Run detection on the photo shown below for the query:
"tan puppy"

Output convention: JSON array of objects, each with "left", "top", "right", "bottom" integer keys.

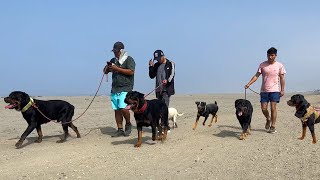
[{"left": 168, "top": 108, "right": 184, "bottom": 129}]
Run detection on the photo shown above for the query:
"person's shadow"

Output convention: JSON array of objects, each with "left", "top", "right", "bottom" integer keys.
[{"left": 100, "top": 126, "right": 157, "bottom": 146}]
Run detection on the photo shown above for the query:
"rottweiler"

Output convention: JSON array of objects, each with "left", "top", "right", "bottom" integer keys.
[
  {"left": 4, "top": 91, "right": 81, "bottom": 148},
  {"left": 287, "top": 94, "right": 320, "bottom": 144},
  {"left": 193, "top": 101, "right": 218, "bottom": 130},
  {"left": 124, "top": 91, "right": 169, "bottom": 147},
  {"left": 235, "top": 99, "right": 253, "bottom": 140}
]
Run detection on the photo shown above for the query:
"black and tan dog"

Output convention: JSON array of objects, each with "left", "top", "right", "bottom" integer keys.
[
  {"left": 4, "top": 91, "right": 80, "bottom": 148},
  {"left": 235, "top": 99, "right": 253, "bottom": 140},
  {"left": 193, "top": 101, "right": 219, "bottom": 130},
  {"left": 124, "top": 91, "right": 169, "bottom": 147},
  {"left": 287, "top": 94, "right": 320, "bottom": 144}
]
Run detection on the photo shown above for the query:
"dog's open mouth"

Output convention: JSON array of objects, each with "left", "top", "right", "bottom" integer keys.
[
  {"left": 5, "top": 103, "right": 18, "bottom": 109},
  {"left": 125, "top": 105, "right": 131, "bottom": 110},
  {"left": 125, "top": 102, "right": 137, "bottom": 111}
]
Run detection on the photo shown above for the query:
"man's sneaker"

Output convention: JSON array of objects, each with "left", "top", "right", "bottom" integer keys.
[
  {"left": 124, "top": 124, "right": 132, "bottom": 136},
  {"left": 111, "top": 129, "right": 125, "bottom": 137},
  {"left": 268, "top": 127, "right": 277, "bottom": 134},
  {"left": 265, "top": 119, "right": 271, "bottom": 130}
]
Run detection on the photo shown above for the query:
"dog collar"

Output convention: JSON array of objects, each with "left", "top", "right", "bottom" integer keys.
[
  {"left": 137, "top": 101, "right": 147, "bottom": 113},
  {"left": 21, "top": 98, "right": 34, "bottom": 112}
]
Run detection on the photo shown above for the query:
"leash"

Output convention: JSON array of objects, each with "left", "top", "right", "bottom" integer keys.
[
  {"left": 244, "top": 87, "right": 260, "bottom": 100},
  {"left": 143, "top": 82, "right": 165, "bottom": 98},
  {"left": 32, "top": 74, "right": 105, "bottom": 125}
]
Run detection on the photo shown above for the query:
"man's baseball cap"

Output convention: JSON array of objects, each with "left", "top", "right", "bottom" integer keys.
[
  {"left": 153, "top": 50, "right": 164, "bottom": 61},
  {"left": 112, "top": 41, "right": 124, "bottom": 52}
]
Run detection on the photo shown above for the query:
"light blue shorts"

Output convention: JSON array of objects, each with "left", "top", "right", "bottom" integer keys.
[{"left": 110, "top": 92, "right": 128, "bottom": 110}]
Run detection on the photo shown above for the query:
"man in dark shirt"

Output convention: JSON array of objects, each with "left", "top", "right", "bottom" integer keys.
[{"left": 149, "top": 50, "right": 175, "bottom": 107}]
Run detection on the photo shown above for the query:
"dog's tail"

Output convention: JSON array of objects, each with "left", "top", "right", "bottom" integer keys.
[
  {"left": 177, "top": 113, "right": 184, "bottom": 116},
  {"left": 214, "top": 101, "right": 217, "bottom": 105}
]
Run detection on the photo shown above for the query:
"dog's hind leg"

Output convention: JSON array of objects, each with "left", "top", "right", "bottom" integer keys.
[
  {"left": 208, "top": 115, "right": 216, "bottom": 127},
  {"left": 307, "top": 124, "right": 317, "bottom": 144},
  {"left": 215, "top": 114, "right": 218, "bottom": 123},
  {"left": 151, "top": 124, "right": 158, "bottom": 141},
  {"left": 173, "top": 115, "right": 178, "bottom": 128},
  {"left": 69, "top": 123, "right": 81, "bottom": 138},
  {"left": 34, "top": 125, "right": 43, "bottom": 143}
]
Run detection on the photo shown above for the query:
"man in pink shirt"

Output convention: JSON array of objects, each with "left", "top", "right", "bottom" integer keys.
[{"left": 245, "top": 47, "right": 286, "bottom": 133}]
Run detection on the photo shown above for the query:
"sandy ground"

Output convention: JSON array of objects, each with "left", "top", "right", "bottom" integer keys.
[{"left": 1, "top": 93, "right": 320, "bottom": 180}]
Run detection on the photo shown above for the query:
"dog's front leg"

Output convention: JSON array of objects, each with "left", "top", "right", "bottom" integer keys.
[
  {"left": 57, "top": 124, "right": 70, "bottom": 143},
  {"left": 240, "top": 123, "right": 250, "bottom": 140},
  {"left": 202, "top": 116, "right": 209, "bottom": 126},
  {"left": 16, "top": 122, "right": 37, "bottom": 148},
  {"left": 239, "top": 132, "right": 246, "bottom": 140},
  {"left": 193, "top": 116, "right": 200, "bottom": 130},
  {"left": 246, "top": 125, "right": 251, "bottom": 135},
  {"left": 298, "top": 123, "right": 307, "bottom": 141},
  {"left": 34, "top": 125, "right": 43, "bottom": 143},
  {"left": 135, "top": 126, "right": 143, "bottom": 147}
]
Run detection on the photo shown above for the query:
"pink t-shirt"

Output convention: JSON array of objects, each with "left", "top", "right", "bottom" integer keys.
[{"left": 257, "top": 61, "right": 286, "bottom": 92}]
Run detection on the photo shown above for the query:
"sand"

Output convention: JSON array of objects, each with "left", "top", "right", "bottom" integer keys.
[{"left": 1, "top": 93, "right": 320, "bottom": 180}]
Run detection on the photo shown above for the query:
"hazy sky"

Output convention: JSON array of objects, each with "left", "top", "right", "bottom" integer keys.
[{"left": 1, "top": 1, "right": 319, "bottom": 96}]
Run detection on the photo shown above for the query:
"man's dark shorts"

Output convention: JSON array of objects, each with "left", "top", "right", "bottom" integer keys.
[{"left": 260, "top": 92, "right": 280, "bottom": 103}]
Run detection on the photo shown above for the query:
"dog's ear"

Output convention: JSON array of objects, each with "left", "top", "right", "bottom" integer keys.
[
  {"left": 195, "top": 101, "right": 200, "bottom": 105},
  {"left": 293, "top": 94, "right": 305, "bottom": 104},
  {"left": 124, "top": 96, "right": 129, "bottom": 104},
  {"left": 298, "top": 94, "right": 305, "bottom": 101},
  {"left": 138, "top": 92, "right": 144, "bottom": 101},
  {"left": 235, "top": 99, "right": 239, "bottom": 107},
  {"left": 201, "top": 102, "right": 206, "bottom": 106}
]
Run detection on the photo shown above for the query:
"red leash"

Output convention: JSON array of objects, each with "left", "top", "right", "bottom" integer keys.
[{"left": 143, "top": 82, "right": 164, "bottom": 98}]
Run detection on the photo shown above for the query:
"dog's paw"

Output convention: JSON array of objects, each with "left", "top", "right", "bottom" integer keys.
[
  {"left": 312, "top": 140, "right": 317, "bottom": 144},
  {"left": 239, "top": 135, "right": 246, "bottom": 140},
  {"left": 208, "top": 124, "right": 212, "bottom": 127},
  {"left": 15, "top": 140, "right": 23, "bottom": 148},
  {"left": 192, "top": 125, "right": 197, "bottom": 130},
  {"left": 34, "top": 139, "right": 42, "bottom": 143},
  {"left": 239, "top": 133, "right": 246, "bottom": 140},
  {"left": 56, "top": 139, "right": 66, "bottom": 143},
  {"left": 134, "top": 143, "right": 142, "bottom": 147},
  {"left": 298, "top": 137, "right": 305, "bottom": 140}
]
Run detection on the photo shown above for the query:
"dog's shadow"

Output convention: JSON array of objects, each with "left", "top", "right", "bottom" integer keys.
[
  {"left": 111, "top": 136, "right": 156, "bottom": 146},
  {"left": 8, "top": 134, "right": 63, "bottom": 149},
  {"left": 100, "top": 126, "right": 157, "bottom": 146},
  {"left": 214, "top": 125, "right": 266, "bottom": 139}
]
